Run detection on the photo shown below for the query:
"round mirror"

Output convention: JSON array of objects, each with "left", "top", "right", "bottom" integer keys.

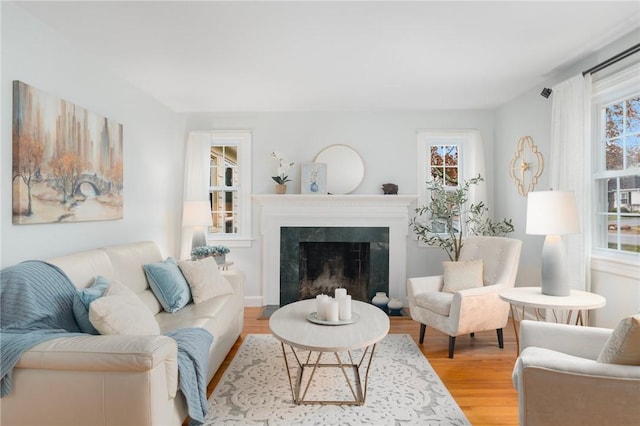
[{"left": 314, "top": 145, "right": 364, "bottom": 194}]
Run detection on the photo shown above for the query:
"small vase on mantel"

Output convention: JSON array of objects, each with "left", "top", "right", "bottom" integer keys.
[{"left": 275, "top": 184, "right": 287, "bottom": 194}]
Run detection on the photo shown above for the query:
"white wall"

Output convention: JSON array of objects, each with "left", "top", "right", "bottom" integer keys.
[
  {"left": 1, "top": 3, "right": 186, "bottom": 267},
  {"left": 493, "top": 29, "right": 640, "bottom": 328},
  {"left": 2, "top": 2, "right": 637, "bottom": 325},
  {"left": 184, "top": 110, "right": 494, "bottom": 304}
]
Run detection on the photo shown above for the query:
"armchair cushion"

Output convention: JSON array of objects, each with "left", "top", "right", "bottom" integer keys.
[
  {"left": 89, "top": 281, "right": 160, "bottom": 336},
  {"left": 415, "top": 291, "right": 453, "bottom": 316},
  {"left": 597, "top": 314, "right": 640, "bottom": 365},
  {"left": 442, "top": 259, "right": 483, "bottom": 293}
]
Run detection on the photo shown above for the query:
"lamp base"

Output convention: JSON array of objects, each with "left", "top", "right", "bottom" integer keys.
[
  {"left": 191, "top": 226, "right": 207, "bottom": 250},
  {"left": 540, "top": 235, "right": 570, "bottom": 296}
]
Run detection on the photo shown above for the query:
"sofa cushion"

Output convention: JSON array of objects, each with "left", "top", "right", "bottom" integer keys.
[
  {"left": 89, "top": 280, "right": 160, "bottom": 335},
  {"left": 178, "top": 257, "right": 234, "bottom": 304},
  {"left": 143, "top": 257, "right": 192, "bottom": 313},
  {"left": 442, "top": 259, "right": 484, "bottom": 293},
  {"left": 72, "top": 275, "right": 110, "bottom": 334},
  {"left": 597, "top": 314, "right": 640, "bottom": 365}
]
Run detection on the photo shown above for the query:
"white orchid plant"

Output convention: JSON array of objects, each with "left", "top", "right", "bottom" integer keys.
[{"left": 271, "top": 152, "right": 294, "bottom": 185}]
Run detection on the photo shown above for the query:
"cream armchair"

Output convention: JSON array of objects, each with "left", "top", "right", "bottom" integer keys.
[
  {"left": 407, "top": 236, "right": 522, "bottom": 358},
  {"left": 512, "top": 320, "right": 640, "bottom": 426}
]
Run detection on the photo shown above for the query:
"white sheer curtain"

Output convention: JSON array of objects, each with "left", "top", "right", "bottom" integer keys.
[
  {"left": 549, "top": 74, "right": 592, "bottom": 291},
  {"left": 464, "top": 130, "right": 487, "bottom": 212},
  {"left": 180, "top": 132, "right": 211, "bottom": 260}
]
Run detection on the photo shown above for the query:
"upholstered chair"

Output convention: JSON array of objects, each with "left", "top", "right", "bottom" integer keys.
[
  {"left": 512, "top": 318, "right": 640, "bottom": 426},
  {"left": 407, "top": 236, "right": 522, "bottom": 358}
]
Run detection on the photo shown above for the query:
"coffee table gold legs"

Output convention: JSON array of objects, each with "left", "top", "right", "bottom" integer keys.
[{"left": 279, "top": 342, "right": 377, "bottom": 405}]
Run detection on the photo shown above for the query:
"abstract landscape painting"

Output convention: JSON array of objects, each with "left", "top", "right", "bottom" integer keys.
[{"left": 12, "top": 81, "right": 123, "bottom": 224}]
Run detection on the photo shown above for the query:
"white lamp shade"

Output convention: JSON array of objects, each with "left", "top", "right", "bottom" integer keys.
[
  {"left": 526, "top": 191, "right": 580, "bottom": 235},
  {"left": 182, "top": 200, "right": 213, "bottom": 227}
]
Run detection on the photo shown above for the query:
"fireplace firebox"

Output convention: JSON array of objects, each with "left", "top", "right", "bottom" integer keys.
[{"left": 280, "top": 226, "right": 389, "bottom": 306}]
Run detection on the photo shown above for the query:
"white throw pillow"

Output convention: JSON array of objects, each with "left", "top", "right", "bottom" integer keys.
[
  {"left": 178, "top": 257, "right": 234, "bottom": 304},
  {"left": 89, "top": 280, "right": 160, "bottom": 335},
  {"left": 597, "top": 314, "right": 640, "bottom": 365},
  {"left": 441, "top": 259, "right": 484, "bottom": 293}
]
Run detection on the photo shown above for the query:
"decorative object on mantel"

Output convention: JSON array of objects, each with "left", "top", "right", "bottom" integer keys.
[
  {"left": 314, "top": 144, "right": 364, "bottom": 195},
  {"left": 190, "top": 245, "right": 230, "bottom": 265},
  {"left": 526, "top": 190, "right": 580, "bottom": 296},
  {"left": 509, "top": 136, "right": 544, "bottom": 196},
  {"left": 301, "top": 162, "right": 327, "bottom": 194},
  {"left": 381, "top": 183, "right": 398, "bottom": 194},
  {"left": 271, "top": 151, "right": 294, "bottom": 194},
  {"left": 410, "top": 175, "right": 514, "bottom": 261}
]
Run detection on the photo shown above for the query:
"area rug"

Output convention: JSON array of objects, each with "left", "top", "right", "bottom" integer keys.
[{"left": 205, "top": 334, "right": 470, "bottom": 425}]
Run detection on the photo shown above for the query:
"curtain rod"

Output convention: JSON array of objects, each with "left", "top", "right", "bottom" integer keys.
[{"left": 582, "top": 43, "right": 640, "bottom": 76}]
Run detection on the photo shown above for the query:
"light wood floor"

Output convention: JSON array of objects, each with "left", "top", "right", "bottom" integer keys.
[{"left": 207, "top": 307, "right": 520, "bottom": 426}]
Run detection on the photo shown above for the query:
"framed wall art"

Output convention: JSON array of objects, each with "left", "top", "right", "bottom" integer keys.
[
  {"left": 12, "top": 81, "right": 124, "bottom": 224},
  {"left": 301, "top": 162, "right": 327, "bottom": 195}
]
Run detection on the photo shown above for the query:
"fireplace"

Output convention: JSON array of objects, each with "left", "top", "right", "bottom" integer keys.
[
  {"left": 254, "top": 194, "right": 416, "bottom": 307},
  {"left": 280, "top": 227, "right": 389, "bottom": 306}
]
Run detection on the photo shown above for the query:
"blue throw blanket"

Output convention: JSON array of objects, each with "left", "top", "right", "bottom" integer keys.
[
  {"left": 0, "top": 261, "right": 83, "bottom": 397},
  {"left": 167, "top": 328, "right": 213, "bottom": 426},
  {"left": 1, "top": 261, "right": 213, "bottom": 425}
]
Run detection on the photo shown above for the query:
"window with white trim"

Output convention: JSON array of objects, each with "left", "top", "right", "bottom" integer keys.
[
  {"left": 416, "top": 130, "right": 484, "bottom": 238},
  {"left": 207, "top": 131, "right": 252, "bottom": 246},
  {"left": 591, "top": 63, "right": 640, "bottom": 255}
]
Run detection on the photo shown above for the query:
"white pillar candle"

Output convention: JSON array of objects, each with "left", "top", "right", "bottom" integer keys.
[
  {"left": 334, "top": 288, "right": 347, "bottom": 299},
  {"left": 327, "top": 299, "right": 339, "bottom": 322},
  {"left": 339, "top": 295, "right": 352, "bottom": 321},
  {"left": 316, "top": 294, "right": 329, "bottom": 320}
]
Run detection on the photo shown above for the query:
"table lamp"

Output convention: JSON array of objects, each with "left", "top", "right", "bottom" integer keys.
[
  {"left": 182, "top": 200, "right": 213, "bottom": 250},
  {"left": 526, "top": 190, "right": 580, "bottom": 296}
]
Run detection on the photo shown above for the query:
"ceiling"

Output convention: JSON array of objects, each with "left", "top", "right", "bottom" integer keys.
[{"left": 14, "top": 1, "right": 640, "bottom": 112}]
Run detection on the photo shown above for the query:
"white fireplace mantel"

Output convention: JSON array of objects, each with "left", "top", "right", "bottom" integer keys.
[{"left": 254, "top": 194, "right": 417, "bottom": 306}]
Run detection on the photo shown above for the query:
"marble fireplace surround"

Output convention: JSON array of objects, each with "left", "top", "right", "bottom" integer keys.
[{"left": 254, "top": 194, "right": 416, "bottom": 306}]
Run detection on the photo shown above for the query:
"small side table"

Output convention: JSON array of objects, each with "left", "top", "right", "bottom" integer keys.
[{"left": 499, "top": 287, "right": 606, "bottom": 353}]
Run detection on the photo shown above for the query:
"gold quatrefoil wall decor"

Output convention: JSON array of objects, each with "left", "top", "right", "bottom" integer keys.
[{"left": 509, "top": 136, "right": 544, "bottom": 196}]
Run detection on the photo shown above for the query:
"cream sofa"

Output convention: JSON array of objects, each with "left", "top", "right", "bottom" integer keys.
[
  {"left": 0, "top": 241, "right": 244, "bottom": 426},
  {"left": 512, "top": 320, "right": 640, "bottom": 426}
]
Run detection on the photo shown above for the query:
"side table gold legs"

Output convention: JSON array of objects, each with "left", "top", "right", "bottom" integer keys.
[{"left": 279, "top": 342, "right": 377, "bottom": 405}]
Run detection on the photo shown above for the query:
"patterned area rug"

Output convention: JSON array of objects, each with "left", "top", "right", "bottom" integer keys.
[{"left": 205, "top": 334, "right": 470, "bottom": 425}]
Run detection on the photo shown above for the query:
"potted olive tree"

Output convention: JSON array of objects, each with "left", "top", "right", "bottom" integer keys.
[{"left": 410, "top": 175, "right": 514, "bottom": 261}]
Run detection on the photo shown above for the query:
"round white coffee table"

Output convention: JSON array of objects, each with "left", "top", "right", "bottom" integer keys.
[
  {"left": 499, "top": 286, "right": 606, "bottom": 353},
  {"left": 269, "top": 299, "right": 389, "bottom": 405}
]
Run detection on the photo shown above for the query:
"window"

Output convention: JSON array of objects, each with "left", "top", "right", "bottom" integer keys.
[
  {"left": 206, "top": 131, "right": 252, "bottom": 246},
  {"left": 416, "top": 130, "right": 484, "bottom": 238},
  {"left": 592, "top": 63, "right": 640, "bottom": 255},
  {"left": 209, "top": 145, "right": 238, "bottom": 234},
  {"left": 430, "top": 145, "right": 459, "bottom": 186}
]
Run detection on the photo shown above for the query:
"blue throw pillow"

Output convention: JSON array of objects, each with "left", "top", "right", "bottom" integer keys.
[
  {"left": 143, "top": 257, "right": 192, "bottom": 313},
  {"left": 72, "top": 275, "right": 110, "bottom": 334}
]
